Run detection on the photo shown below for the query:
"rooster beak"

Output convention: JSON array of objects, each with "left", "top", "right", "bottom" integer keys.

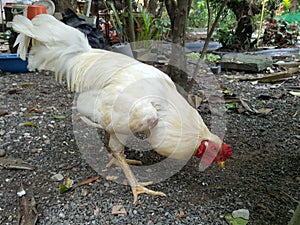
[{"left": 217, "top": 161, "right": 225, "bottom": 168}]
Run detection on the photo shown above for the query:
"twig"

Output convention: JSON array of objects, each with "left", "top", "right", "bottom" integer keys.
[
  {"left": 281, "top": 191, "right": 300, "bottom": 204},
  {"left": 72, "top": 175, "right": 100, "bottom": 189},
  {"left": 256, "top": 204, "right": 276, "bottom": 218}
]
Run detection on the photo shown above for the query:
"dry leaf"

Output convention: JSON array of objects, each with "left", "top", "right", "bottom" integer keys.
[
  {"left": 0, "top": 157, "right": 35, "bottom": 170},
  {"left": 28, "top": 108, "right": 44, "bottom": 113},
  {"left": 21, "top": 82, "right": 37, "bottom": 88},
  {"left": 17, "top": 183, "right": 38, "bottom": 225},
  {"left": 188, "top": 94, "right": 203, "bottom": 108},
  {"left": 112, "top": 205, "right": 127, "bottom": 215},
  {"left": 0, "top": 109, "right": 9, "bottom": 116},
  {"left": 8, "top": 89, "right": 23, "bottom": 94},
  {"left": 176, "top": 210, "right": 185, "bottom": 218},
  {"left": 20, "top": 122, "right": 38, "bottom": 127}
]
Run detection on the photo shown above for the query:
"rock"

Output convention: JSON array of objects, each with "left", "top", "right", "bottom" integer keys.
[
  {"left": 221, "top": 53, "right": 273, "bottom": 72},
  {"left": 132, "top": 48, "right": 149, "bottom": 59},
  {"left": 0, "top": 149, "right": 5, "bottom": 157},
  {"left": 50, "top": 173, "right": 64, "bottom": 181},
  {"left": 112, "top": 44, "right": 134, "bottom": 58},
  {"left": 232, "top": 208, "right": 250, "bottom": 220},
  {"left": 137, "top": 52, "right": 158, "bottom": 62}
]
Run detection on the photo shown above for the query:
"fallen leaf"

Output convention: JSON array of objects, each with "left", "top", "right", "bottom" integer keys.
[
  {"left": 53, "top": 115, "right": 66, "bottom": 119},
  {"left": 226, "top": 102, "right": 237, "bottom": 109},
  {"left": 17, "top": 183, "right": 38, "bottom": 225},
  {"left": 0, "top": 109, "right": 9, "bottom": 116},
  {"left": 222, "top": 87, "right": 233, "bottom": 95},
  {"left": 176, "top": 210, "right": 185, "bottom": 218},
  {"left": 188, "top": 94, "right": 203, "bottom": 108},
  {"left": 255, "top": 108, "right": 274, "bottom": 114},
  {"left": 59, "top": 176, "right": 74, "bottom": 194},
  {"left": 256, "top": 204, "right": 276, "bottom": 217},
  {"left": 0, "top": 157, "right": 35, "bottom": 170},
  {"left": 225, "top": 214, "right": 248, "bottom": 225},
  {"left": 112, "top": 205, "right": 127, "bottom": 215},
  {"left": 21, "top": 82, "right": 37, "bottom": 88},
  {"left": 20, "top": 122, "right": 38, "bottom": 127},
  {"left": 289, "top": 91, "right": 300, "bottom": 97},
  {"left": 28, "top": 108, "right": 44, "bottom": 113},
  {"left": 8, "top": 89, "right": 23, "bottom": 94},
  {"left": 240, "top": 99, "right": 273, "bottom": 115}
]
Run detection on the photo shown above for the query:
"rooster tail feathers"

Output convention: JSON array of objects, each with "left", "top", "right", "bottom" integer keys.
[
  {"left": 12, "top": 16, "right": 34, "bottom": 60},
  {"left": 12, "top": 14, "right": 91, "bottom": 80}
]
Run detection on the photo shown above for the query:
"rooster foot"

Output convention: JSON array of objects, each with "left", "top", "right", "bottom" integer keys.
[
  {"left": 105, "top": 151, "right": 166, "bottom": 203},
  {"left": 131, "top": 183, "right": 166, "bottom": 204}
]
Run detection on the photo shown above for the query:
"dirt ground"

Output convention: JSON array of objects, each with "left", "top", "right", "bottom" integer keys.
[{"left": 0, "top": 64, "right": 299, "bottom": 224}]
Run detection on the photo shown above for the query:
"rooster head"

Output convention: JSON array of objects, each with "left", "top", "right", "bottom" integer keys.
[{"left": 195, "top": 140, "right": 232, "bottom": 167}]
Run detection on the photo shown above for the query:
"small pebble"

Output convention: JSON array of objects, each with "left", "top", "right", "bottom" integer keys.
[
  {"left": 58, "top": 212, "right": 65, "bottom": 218},
  {"left": 0, "top": 149, "right": 5, "bottom": 157},
  {"left": 81, "top": 189, "right": 88, "bottom": 197},
  {"left": 51, "top": 173, "right": 64, "bottom": 181}
]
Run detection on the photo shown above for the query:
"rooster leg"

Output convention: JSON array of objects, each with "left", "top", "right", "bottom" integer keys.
[
  {"left": 107, "top": 134, "right": 166, "bottom": 203},
  {"left": 103, "top": 153, "right": 142, "bottom": 172},
  {"left": 110, "top": 151, "right": 166, "bottom": 203}
]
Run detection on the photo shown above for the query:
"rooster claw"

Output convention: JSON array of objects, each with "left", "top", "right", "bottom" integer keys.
[{"left": 131, "top": 184, "right": 166, "bottom": 204}]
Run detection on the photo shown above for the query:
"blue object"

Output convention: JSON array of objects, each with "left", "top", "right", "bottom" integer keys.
[{"left": 0, "top": 54, "right": 29, "bottom": 73}]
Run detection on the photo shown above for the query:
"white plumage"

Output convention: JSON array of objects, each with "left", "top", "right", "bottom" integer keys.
[{"left": 12, "top": 14, "right": 232, "bottom": 203}]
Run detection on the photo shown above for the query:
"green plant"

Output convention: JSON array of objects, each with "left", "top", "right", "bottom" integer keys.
[
  {"left": 152, "top": 17, "right": 171, "bottom": 40},
  {"left": 188, "top": 0, "right": 208, "bottom": 28},
  {"left": 204, "top": 53, "right": 220, "bottom": 62},
  {"left": 109, "top": 3, "right": 126, "bottom": 42},
  {"left": 134, "top": 6, "right": 171, "bottom": 41},
  {"left": 186, "top": 52, "right": 200, "bottom": 60},
  {"left": 282, "top": 0, "right": 291, "bottom": 9},
  {"left": 136, "top": 6, "right": 153, "bottom": 41},
  {"left": 216, "top": 24, "right": 237, "bottom": 49},
  {"left": 263, "top": 11, "right": 300, "bottom": 46},
  {"left": 0, "top": 30, "right": 11, "bottom": 40}
]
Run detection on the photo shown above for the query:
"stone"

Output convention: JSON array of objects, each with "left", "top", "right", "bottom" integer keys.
[
  {"left": 0, "top": 149, "right": 5, "bottom": 157},
  {"left": 232, "top": 208, "right": 250, "bottom": 220},
  {"left": 221, "top": 53, "right": 273, "bottom": 72}
]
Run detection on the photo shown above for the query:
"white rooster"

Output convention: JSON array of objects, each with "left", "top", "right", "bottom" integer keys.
[{"left": 12, "top": 14, "right": 232, "bottom": 203}]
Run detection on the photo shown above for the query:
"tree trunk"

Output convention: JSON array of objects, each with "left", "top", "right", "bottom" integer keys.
[
  {"left": 52, "top": 0, "right": 77, "bottom": 12},
  {"left": 290, "top": 0, "right": 299, "bottom": 13},
  {"left": 227, "top": 0, "right": 260, "bottom": 50},
  {"left": 200, "top": 0, "right": 227, "bottom": 59},
  {"left": 165, "top": 0, "right": 192, "bottom": 89},
  {"left": 125, "top": 0, "right": 136, "bottom": 42}
]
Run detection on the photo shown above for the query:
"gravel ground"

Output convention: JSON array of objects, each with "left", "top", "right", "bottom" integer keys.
[{"left": 0, "top": 69, "right": 299, "bottom": 225}]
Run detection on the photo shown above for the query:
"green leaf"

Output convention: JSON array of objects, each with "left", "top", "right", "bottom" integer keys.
[
  {"left": 226, "top": 102, "right": 237, "bottom": 109},
  {"left": 59, "top": 177, "right": 73, "bottom": 193},
  {"left": 225, "top": 214, "right": 249, "bottom": 225},
  {"left": 186, "top": 52, "right": 200, "bottom": 60},
  {"left": 59, "top": 184, "right": 71, "bottom": 193},
  {"left": 222, "top": 88, "right": 233, "bottom": 95},
  {"left": 53, "top": 115, "right": 66, "bottom": 119}
]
